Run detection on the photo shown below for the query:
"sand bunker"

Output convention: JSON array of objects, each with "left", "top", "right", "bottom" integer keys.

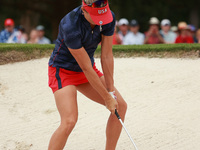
[{"left": 0, "top": 57, "right": 200, "bottom": 150}]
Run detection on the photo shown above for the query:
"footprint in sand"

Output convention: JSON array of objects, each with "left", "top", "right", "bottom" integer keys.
[
  {"left": 2, "top": 140, "right": 33, "bottom": 150},
  {"left": 44, "top": 109, "right": 57, "bottom": 115},
  {"left": 0, "top": 82, "right": 8, "bottom": 95},
  {"left": 15, "top": 141, "right": 33, "bottom": 150},
  {"left": 8, "top": 103, "right": 30, "bottom": 122}
]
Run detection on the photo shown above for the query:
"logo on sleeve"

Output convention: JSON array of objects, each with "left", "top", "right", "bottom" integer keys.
[{"left": 98, "top": 8, "right": 107, "bottom": 14}]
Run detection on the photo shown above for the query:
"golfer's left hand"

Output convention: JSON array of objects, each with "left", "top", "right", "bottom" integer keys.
[
  {"left": 109, "top": 91, "right": 118, "bottom": 114},
  {"left": 105, "top": 96, "right": 118, "bottom": 114}
]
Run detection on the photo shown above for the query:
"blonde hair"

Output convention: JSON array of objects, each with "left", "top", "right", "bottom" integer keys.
[
  {"left": 84, "top": 0, "right": 107, "bottom": 7},
  {"left": 84, "top": 0, "right": 96, "bottom": 4}
]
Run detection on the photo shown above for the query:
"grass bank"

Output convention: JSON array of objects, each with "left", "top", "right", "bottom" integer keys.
[
  {"left": 0, "top": 44, "right": 54, "bottom": 65},
  {"left": 0, "top": 43, "right": 199, "bottom": 65}
]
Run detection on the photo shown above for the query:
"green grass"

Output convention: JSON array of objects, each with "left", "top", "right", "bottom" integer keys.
[
  {"left": 0, "top": 43, "right": 199, "bottom": 65},
  {"left": 0, "top": 43, "right": 200, "bottom": 53},
  {"left": 96, "top": 43, "right": 200, "bottom": 53},
  {"left": 0, "top": 43, "right": 55, "bottom": 53}
]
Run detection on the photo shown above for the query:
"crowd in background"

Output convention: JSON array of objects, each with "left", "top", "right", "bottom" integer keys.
[
  {"left": 1, "top": 17, "right": 200, "bottom": 45},
  {"left": 113, "top": 17, "right": 200, "bottom": 45},
  {"left": 0, "top": 18, "right": 51, "bottom": 44}
]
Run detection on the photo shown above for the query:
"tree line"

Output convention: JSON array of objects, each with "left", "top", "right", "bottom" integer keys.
[{"left": 0, "top": 0, "right": 199, "bottom": 40}]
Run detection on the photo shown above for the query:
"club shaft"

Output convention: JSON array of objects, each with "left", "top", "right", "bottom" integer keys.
[
  {"left": 115, "top": 110, "right": 138, "bottom": 150},
  {"left": 118, "top": 118, "right": 138, "bottom": 150}
]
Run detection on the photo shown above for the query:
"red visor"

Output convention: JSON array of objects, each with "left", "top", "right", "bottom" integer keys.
[{"left": 82, "top": 0, "right": 113, "bottom": 25}]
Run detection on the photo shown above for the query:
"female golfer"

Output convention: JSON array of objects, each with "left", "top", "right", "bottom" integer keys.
[{"left": 48, "top": 0, "right": 127, "bottom": 149}]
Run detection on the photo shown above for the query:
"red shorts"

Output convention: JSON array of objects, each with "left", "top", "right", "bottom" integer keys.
[{"left": 48, "top": 64, "right": 103, "bottom": 93}]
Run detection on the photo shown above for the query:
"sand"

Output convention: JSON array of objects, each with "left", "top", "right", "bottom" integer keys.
[{"left": 0, "top": 57, "right": 200, "bottom": 150}]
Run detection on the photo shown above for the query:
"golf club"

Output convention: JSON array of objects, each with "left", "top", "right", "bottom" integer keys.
[{"left": 115, "top": 109, "right": 139, "bottom": 150}]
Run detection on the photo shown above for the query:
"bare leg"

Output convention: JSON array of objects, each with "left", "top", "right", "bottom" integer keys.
[
  {"left": 48, "top": 85, "right": 78, "bottom": 150},
  {"left": 77, "top": 76, "right": 127, "bottom": 150}
]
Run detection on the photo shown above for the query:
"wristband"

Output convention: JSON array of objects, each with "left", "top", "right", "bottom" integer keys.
[{"left": 109, "top": 91, "right": 117, "bottom": 100}]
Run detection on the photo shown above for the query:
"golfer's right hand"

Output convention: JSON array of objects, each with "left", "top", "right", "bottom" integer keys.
[{"left": 105, "top": 96, "right": 118, "bottom": 114}]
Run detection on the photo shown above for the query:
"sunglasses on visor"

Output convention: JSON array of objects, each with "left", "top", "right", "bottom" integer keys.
[{"left": 86, "top": 0, "right": 108, "bottom": 8}]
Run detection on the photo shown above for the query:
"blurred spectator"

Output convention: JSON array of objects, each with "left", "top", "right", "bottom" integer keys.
[
  {"left": 27, "top": 29, "right": 39, "bottom": 44},
  {"left": 196, "top": 29, "right": 200, "bottom": 43},
  {"left": 36, "top": 25, "right": 51, "bottom": 44},
  {"left": 187, "top": 24, "right": 197, "bottom": 43},
  {"left": 171, "top": 26, "right": 179, "bottom": 36},
  {"left": 118, "top": 18, "right": 130, "bottom": 44},
  {"left": 17, "top": 25, "right": 28, "bottom": 43},
  {"left": 144, "top": 17, "right": 165, "bottom": 44},
  {"left": 0, "top": 18, "right": 19, "bottom": 43},
  {"left": 113, "top": 21, "right": 123, "bottom": 45},
  {"left": 175, "top": 22, "right": 194, "bottom": 43},
  {"left": 160, "top": 19, "right": 177, "bottom": 43},
  {"left": 123, "top": 19, "right": 144, "bottom": 45}
]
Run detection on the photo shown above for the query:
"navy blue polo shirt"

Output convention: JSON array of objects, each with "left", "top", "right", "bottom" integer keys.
[{"left": 49, "top": 6, "right": 115, "bottom": 72}]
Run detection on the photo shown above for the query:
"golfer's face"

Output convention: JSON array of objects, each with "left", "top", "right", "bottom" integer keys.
[{"left": 82, "top": 7, "right": 96, "bottom": 25}]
